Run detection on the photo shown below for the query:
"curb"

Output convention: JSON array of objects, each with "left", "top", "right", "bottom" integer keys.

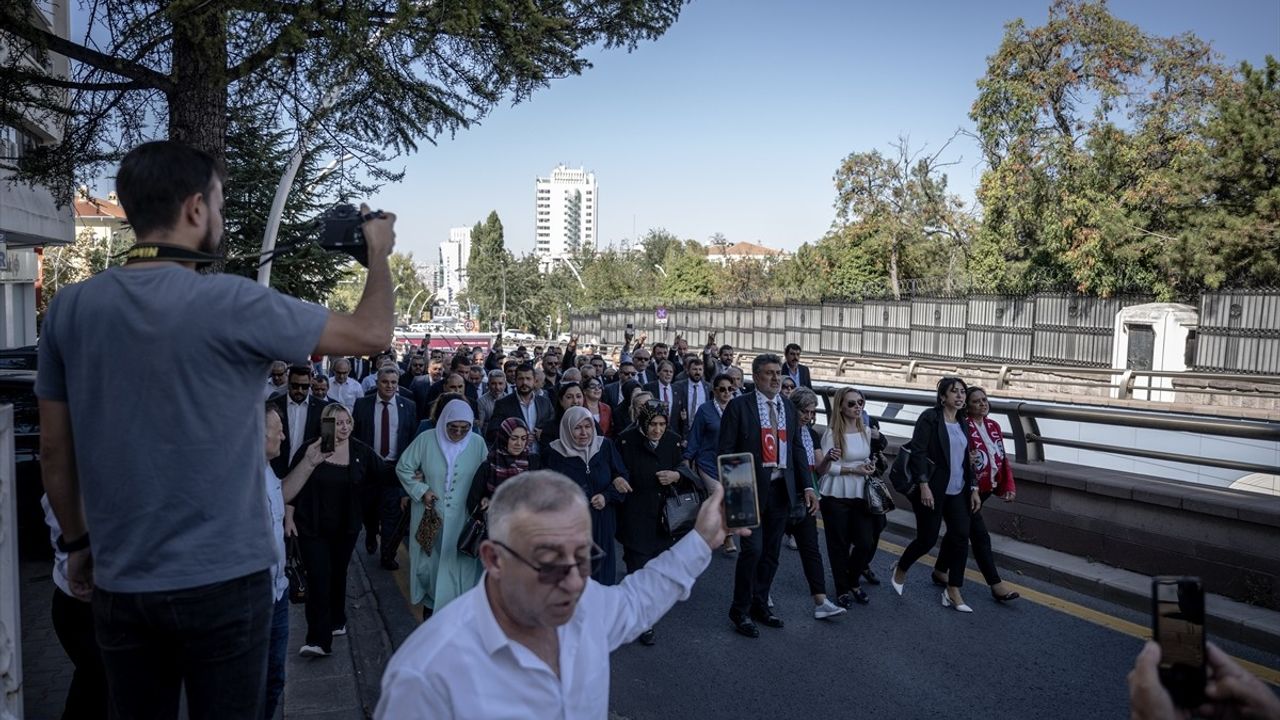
[
  {"left": 882, "top": 509, "right": 1280, "bottom": 653},
  {"left": 346, "top": 537, "right": 420, "bottom": 717}
]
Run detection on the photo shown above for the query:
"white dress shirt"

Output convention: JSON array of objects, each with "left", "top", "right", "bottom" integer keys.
[
  {"left": 263, "top": 462, "right": 288, "bottom": 601},
  {"left": 374, "top": 532, "right": 712, "bottom": 719},
  {"left": 329, "top": 376, "right": 364, "bottom": 410},
  {"left": 373, "top": 397, "right": 401, "bottom": 460},
  {"left": 686, "top": 381, "right": 704, "bottom": 419},
  {"left": 657, "top": 382, "right": 674, "bottom": 408},
  {"left": 286, "top": 397, "right": 308, "bottom": 461}
]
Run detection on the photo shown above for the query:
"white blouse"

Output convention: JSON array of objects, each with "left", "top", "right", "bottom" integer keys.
[{"left": 819, "top": 429, "right": 872, "bottom": 500}]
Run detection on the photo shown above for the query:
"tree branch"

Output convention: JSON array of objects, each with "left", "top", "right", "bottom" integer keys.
[
  {"left": 0, "top": 7, "right": 172, "bottom": 91},
  {"left": 0, "top": 66, "right": 152, "bottom": 92}
]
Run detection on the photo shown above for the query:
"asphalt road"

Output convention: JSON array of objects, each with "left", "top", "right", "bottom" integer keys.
[{"left": 607, "top": 529, "right": 1279, "bottom": 720}]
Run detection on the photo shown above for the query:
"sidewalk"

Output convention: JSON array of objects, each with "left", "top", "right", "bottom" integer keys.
[{"left": 17, "top": 531, "right": 409, "bottom": 720}]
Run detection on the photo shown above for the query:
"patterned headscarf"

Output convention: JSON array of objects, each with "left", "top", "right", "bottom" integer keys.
[
  {"left": 550, "top": 406, "right": 603, "bottom": 466},
  {"left": 488, "top": 417, "right": 531, "bottom": 494}
]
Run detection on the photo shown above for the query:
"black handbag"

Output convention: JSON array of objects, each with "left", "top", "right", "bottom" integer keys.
[
  {"left": 888, "top": 446, "right": 933, "bottom": 495},
  {"left": 285, "top": 535, "right": 307, "bottom": 605},
  {"left": 662, "top": 479, "right": 702, "bottom": 539},
  {"left": 457, "top": 507, "right": 487, "bottom": 558}
]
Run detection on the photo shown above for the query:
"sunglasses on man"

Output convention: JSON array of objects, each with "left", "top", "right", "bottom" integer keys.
[{"left": 491, "top": 540, "right": 605, "bottom": 585}]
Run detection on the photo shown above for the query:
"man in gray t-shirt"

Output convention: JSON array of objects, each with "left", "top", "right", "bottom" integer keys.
[{"left": 37, "top": 140, "right": 397, "bottom": 720}]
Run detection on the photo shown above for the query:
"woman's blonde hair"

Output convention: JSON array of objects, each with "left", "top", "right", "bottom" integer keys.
[
  {"left": 320, "top": 403, "right": 352, "bottom": 423},
  {"left": 829, "top": 387, "right": 867, "bottom": 455}
]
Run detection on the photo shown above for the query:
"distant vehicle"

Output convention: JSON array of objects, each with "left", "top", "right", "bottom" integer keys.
[
  {"left": 408, "top": 323, "right": 430, "bottom": 333},
  {"left": 0, "top": 345, "right": 37, "bottom": 371},
  {"left": 503, "top": 330, "right": 536, "bottom": 342}
]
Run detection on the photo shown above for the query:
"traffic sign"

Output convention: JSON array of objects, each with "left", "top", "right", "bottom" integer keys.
[{"left": 656, "top": 306, "right": 668, "bottom": 326}]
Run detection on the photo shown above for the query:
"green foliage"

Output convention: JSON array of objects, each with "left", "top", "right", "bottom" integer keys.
[
  {"left": 1158, "top": 57, "right": 1280, "bottom": 290},
  {"left": 461, "top": 212, "right": 510, "bottom": 326},
  {"left": 968, "top": 0, "right": 1234, "bottom": 297},
  {"left": 328, "top": 253, "right": 429, "bottom": 320},
  {"left": 0, "top": 0, "right": 688, "bottom": 203},
  {"left": 220, "top": 107, "right": 350, "bottom": 303}
]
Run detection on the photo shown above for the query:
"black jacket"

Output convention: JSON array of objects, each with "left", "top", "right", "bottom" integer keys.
[
  {"left": 270, "top": 394, "right": 326, "bottom": 478},
  {"left": 717, "top": 391, "right": 813, "bottom": 509},
  {"left": 287, "top": 438, "right": 384, "bottom": 536},
  {"left": 907, "top": 407, "right": 976, "bottom": 497},
  {"left": 465, "top": 454, "right": 543, "bottom": 516},
  {"left": 615, "top": 427, "right": 686, "bottom": 556}
]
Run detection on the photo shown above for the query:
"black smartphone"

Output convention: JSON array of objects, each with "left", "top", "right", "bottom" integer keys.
[
  {"left": 1151, "top": 576, "right": 1207, "bottom": 707},
  {"left": 717, "top": 452, "right": 759, "bottom": 529},
  {"left": 320, "top": 417, "right": 336, "bottom": 453}
]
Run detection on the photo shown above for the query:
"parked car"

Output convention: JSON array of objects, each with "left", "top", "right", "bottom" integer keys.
[
  {"left": 0, "top": 345, "right": 37, "bottom": 371},
  {"left": 0, "top": 370, "right": 48, "bottom": 561}
]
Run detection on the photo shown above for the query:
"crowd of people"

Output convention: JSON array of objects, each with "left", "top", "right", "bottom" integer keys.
[{"left": 32, "top": 140, "right": 1277, "bottom": 720}]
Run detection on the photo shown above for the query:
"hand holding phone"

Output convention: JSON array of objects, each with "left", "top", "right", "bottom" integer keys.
[
  {"left": 320, "top": 417, "right": 336, "bottom": 453},
  {"left": 1151, "top": 577, "right": 1206, "bottom": 708},
  {"left": 718, "top": 453, "right": 759, "bottom": 529}
]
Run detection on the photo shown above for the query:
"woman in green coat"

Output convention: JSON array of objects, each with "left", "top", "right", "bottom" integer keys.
[{"left": 396, "top": 398, "right": 487, "bottom": 619}]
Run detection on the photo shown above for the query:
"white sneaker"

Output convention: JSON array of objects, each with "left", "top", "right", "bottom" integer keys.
[
  {"left": 331, "top": 625, "right": 347, "bottom": 636},
  {"left": 767, "top": 594, "right": 775, "bottom": 609},
  {"left": 814, "top": 600, "right": 847, "bottom": 620},
  {"left": 785, "top": 535, "right": 798, "bottom": 551},
  {"left": 298, "top": 645, "right": 330, "bottom": 657}
]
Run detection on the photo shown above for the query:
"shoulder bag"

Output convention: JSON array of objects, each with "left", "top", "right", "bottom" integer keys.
[
  {"left": 285, "top": 535, "right": 307, "bottom": 604},
  {"left": 457, "top": 506, "right": 487, "bottom": 558},
  {"left": 864, "top": 474, "right": 896, "bottom": 515},
  {"left": 888, "top": 446, "right": 933, "bottom": 495}
]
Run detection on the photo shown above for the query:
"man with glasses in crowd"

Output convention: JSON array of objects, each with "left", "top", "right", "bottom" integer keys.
[
  {"left": 265, "top": 361, "right": 289, "bottom": 399},
  {"left": 270, "top": 366, "right": 326, "bottom": 479},
  {"left": 375, "top": 471, "right": 739, "bottom": 718},
  {"left": 328, "top": 358, "right": 364, "bottom": 410}
]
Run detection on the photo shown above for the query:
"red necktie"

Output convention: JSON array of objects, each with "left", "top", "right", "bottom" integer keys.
[{"left": 380, "top": 401, "right": 391, "bottom": 457}]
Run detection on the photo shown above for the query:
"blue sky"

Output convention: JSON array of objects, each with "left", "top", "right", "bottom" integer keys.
[{"left": 370, "top": 0, "right": 1279, "bottom": 262}]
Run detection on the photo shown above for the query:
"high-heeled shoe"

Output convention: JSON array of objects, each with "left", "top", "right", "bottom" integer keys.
[
  {"left": 889, "top": 562, "right": 905, "bottom": 596},
  {"left": 941, "top": 590, "right": 974, "bottom": 613},
  {"left": 992, "top": 589, "right": 1021, "bottom": 603}
]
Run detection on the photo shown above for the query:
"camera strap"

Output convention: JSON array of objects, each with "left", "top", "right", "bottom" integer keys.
[{"left": 124, "top": 244, "right": 222, "bottom": 266}]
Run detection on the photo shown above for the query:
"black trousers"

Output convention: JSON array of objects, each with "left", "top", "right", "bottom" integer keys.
[
  {"left": 297, "top": 532, "right": 359, "bottom": 650},
  {"left": 936, "top": 492, "right": 1001, "bottom": 585},
  {"left": 731, "top": 478, "right": 791, "bottom": 615},
  {"left": 93, "top": 571, "right": 272, "bottom": 720},
  {"left": 51, "top": 587, "right": 107, "bottom": 719},
  {"left": 819, "top": 496, "right": 886, "bottom": 597},
  {"left": 785, "top": 512, "right": 827, "bottom": 597},
  {"left": 898, "top": 490, "right": 971, "bottom": 588}
]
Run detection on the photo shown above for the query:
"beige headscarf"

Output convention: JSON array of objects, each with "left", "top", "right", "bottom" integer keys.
[{"left": 550, "top": 406, "right": 603, "bottom": 466}]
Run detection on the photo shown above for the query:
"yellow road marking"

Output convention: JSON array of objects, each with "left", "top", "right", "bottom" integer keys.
[{"left": 876, "top": 538, "right": 1280, "bottom": 686}]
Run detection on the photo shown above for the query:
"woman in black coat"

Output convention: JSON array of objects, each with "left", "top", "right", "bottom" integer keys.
[
  {"left": 890, "top": 376, "right": 981, "bottom": 612},
  {"left": 614, "top": 399, "right": 688, "bottom": 645}
]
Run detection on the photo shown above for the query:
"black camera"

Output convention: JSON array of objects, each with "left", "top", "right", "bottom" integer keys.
[{"left": 317, "top": 203, "right": 383, "bottom": 267}]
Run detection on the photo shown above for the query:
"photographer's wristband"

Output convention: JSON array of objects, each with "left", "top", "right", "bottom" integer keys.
[{"left": 56, "top": 532, "right": 90, "bottom": 553}]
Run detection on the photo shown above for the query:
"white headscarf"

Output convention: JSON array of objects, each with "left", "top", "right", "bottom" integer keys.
[
  {"left": 550, "top": 405, "right": 603, "bottom": 467},
  {"left": 435, "top": 398, "right": 474, "bottom": 493}
]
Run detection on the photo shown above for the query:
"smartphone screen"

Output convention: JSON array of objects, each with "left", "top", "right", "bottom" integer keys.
[
  {"left": 718, "top": 452, "right": 759, "bottom": 529},
  {"left": 1152, "top": 577, "right": 1206, "bottom": 707},
  {"left": 320, "top": 417, "right": 336, "bottom": 453}
]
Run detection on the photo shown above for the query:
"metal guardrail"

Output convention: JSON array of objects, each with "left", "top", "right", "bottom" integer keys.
[
  {"left": 818, "top": 354, "right": 1280, "bottom": 402},
  {"left": 808, "top": 385, "right": 1280, "bottom": 477}
]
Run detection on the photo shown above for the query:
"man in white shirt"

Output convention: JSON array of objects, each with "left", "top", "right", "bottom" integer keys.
[
  {"left": 375, "top": 471, "right": 736, "bottom": 719},
  {"left": 264, "top": 361, "right": 288, "bottom": 400},
  {"left": 328, "top": 358, "right": 364, "bottom": 410}
]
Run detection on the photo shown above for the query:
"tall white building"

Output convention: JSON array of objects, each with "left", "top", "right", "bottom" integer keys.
[
  {"left": 439, "top": 226, "right": 471, "bottom": 305},
  {"left": 534, "top": 164, "right": 597, "bottom": 262}
]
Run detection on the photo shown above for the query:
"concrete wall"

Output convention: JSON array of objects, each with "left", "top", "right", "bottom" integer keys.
[{"left": 887, "top": 446, "right": 1280, "bottom": 609}]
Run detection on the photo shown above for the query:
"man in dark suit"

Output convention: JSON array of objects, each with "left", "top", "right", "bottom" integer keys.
[
  {"left": 630, "top": 346, "right": 656, "bottom": 386},
  {"left": 603, "top": 361, "right": 637, "bottom": 412},
  {"left": 486, "top": 364, "right": 555, "bottom": 453},
  {"left": 353, "top": 367, "right": 417, "bottom": 568},
  {"left": 783, "top": 343, "right": 813, "bottom": 390},
  {"left": 718, "top": 353, "right": 817, "bottom": 638},
  {"left": 644, "top": 360, "right": 685, "bottom": 435},
  {"left": 420, "top": 354, "right": 479, "bottom": 419},
  {"left": 270, "top": 365, "right": 326, "bottom": 478},
  {"left": 672, "top": 356, "right": 711, "bottom": 437}
]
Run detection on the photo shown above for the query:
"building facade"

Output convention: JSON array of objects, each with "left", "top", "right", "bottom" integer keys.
[
  {"left": 0, "top": 0, "right": 75, "bottom": 347},
  {"left": 534, "top": 164, "right": 597, "bottom": 262},
  {"left": 439, "top": 226, "right": 471, "bottom": 306}
]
